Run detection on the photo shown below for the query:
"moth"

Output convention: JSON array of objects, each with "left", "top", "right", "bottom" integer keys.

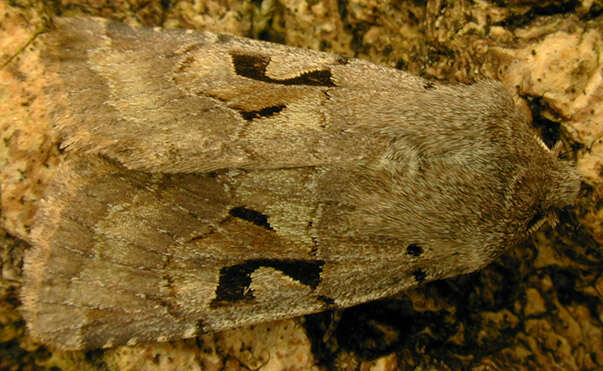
[{"left": 21, "top": 16, "right": 581, "bottom": 350}]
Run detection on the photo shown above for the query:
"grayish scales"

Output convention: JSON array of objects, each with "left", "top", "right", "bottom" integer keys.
[{"left": 21, "top": 17, "right": 581, "bottom": 350}]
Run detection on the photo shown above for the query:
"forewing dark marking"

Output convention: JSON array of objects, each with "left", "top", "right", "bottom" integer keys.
[
  {"left": 231, "top": 53, "right": 336, "bottom": 86},
  {"left": 406, "top": 244, "right": 423, "bottom": 256},
  {"left": 211, "top": 259, "right": 325, "bottom": 307},
  {"left": 239, "top": 105, "right": 286, "bottom": 121},
  {"left": 229, "top": 206, "right": 272, "bottom": 230},
  {"left": 412, "top": 269, "right": 426, "bottom": 284}
]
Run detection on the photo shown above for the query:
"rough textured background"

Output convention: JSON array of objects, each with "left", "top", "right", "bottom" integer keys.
[{"left": 0, "top": 0, "right": 601, "bottom": 370}]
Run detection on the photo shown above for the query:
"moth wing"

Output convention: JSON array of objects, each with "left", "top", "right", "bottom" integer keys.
[
  {"left": 23, "top": 158, "right": 424, "bottom": 350},
  {"left": 43, "top": 16, "right": 440, "bottom": 173}
]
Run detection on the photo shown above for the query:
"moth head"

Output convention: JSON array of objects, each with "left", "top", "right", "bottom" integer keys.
[{"left": 509, "top": 139, "right": 581, "bottom": 238}]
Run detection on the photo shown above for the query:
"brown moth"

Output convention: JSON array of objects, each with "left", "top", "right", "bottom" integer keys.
[{"left": 22, "top": 16, "right": 581, "bottom": 350}]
